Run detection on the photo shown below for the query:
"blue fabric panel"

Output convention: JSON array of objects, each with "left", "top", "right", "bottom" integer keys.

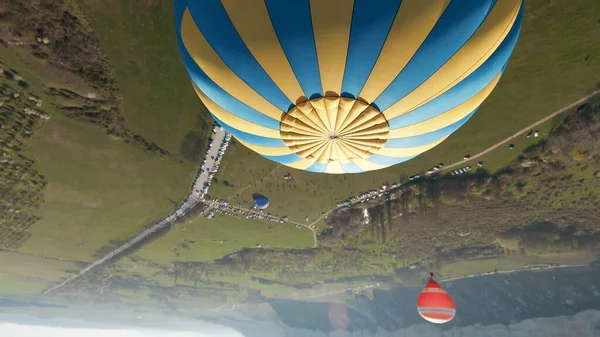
[
  {"left": 262, "top": 153, "right": 305, "bottom": 165},
  {"left": 386, "top": 110, "right": 476, "bottom": 148},
  {"left": 341, "top": 162, "right": 364, "bottom": 174},
  {"left": 211, "top": 114, "right": 286, "bottom": 148},
  {"left": 265, "top": 0, "right": 323, "bottom": 98},
  {"left": 374, "top": 0, "right": 496, "bottom": 111},
  {"left": 186, "top": 0, "right": 292, "bottom": 111},
  {"left": 367, "top": 154, "right": 415, "bottom": 166},
  {"left": 306, "top": 162, "right": 328, "bottom": 173},
  {"left": 341, "top": 0, "right": 403, "bottom": 96},
  {"left": 387, "top": 5, "right": 523, "bottom": 130},
  {"left": 175, "top": 1, "right": 281, "bottom": 130}
]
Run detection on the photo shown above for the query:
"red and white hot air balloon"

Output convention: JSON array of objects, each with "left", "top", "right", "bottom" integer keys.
[{"left": 416, "top": 273, "right": 456, "bottom": 324}]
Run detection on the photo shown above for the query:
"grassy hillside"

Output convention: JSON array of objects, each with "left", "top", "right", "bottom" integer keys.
[
  {"left": 0, "top": 251, "right": 80, "bottom": 294},
  {"left": 131, "top": 215, "right": 314, "bottom": 265},
  {"left": 1, "top": 0, "right": 201, "bottom": 292},
  {"left": 76, "top": 0, "right": 211, "bottom": 159},
  {"left": 20, "top": 117, "right": 196, "bottom": 262}
]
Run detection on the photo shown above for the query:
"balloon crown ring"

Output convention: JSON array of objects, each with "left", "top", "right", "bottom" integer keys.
[{"left": 279, "top": 95, "right": 390, "bottom": 165}]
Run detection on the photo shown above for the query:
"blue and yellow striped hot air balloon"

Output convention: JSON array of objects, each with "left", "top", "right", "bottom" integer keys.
[{"left": 175, "top": 0, "right": 524, "bottom": 174}]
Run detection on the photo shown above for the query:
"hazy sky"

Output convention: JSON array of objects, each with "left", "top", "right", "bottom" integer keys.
[{"left": 0, "top": 323, "right": 244, "bottom": 337}]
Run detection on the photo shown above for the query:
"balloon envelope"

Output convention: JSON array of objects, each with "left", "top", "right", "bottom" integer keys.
[
  {"left": 254, "top": 197, "right": 269, "bottom": 210},
  {"left": 416, "top": 277, "right": 456, "bottom": 324},
  {"left": 328, "top": 303, "right": 349, "bottom": 331},
  {"left": 176, "top": 0, "right": 524, "bottom": 173}
]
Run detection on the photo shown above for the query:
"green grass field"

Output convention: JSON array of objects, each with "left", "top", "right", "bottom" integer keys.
[
  {"left": 209, "top": 0, "right": 600, "bottom": 222},
  {"left": 77, "top": 0, "right": 212, "bottom": 158},
  {"left": 129, "top": 215, "right": 314, "bottom": 265},
  {"left": 20, "top": 117, "right": 196, "bottom": 262},
  {"left": 0, "top": 251, "right": 78, "bottom": 294},
  {"left": 3, "top": 22, "right": 200, "bottom": 265},
  {"left": 108, "top": 215, "right": 314, "bottom": 302}
]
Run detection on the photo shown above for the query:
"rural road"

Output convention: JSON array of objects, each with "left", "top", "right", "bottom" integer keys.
[
  {"left": 441, "top": 89, "right": 600, "bottom": 173},
  {"left": 42, "top": 90, "right": 598, "bottom": 296},
  {"left": 42, "top": 128, "right": 228, "bottom": 295}
]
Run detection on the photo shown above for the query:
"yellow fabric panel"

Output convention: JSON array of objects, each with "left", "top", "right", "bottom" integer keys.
[
  {"left": 337, "top": 145, "right": 364, "bottom": 160},
  {"left": 338, "top": 100, "right": 370, "bottom": 131},
  {"left": 287, "top": 140, "right": 326, "bottom": 154},
  {"left": 281, "top": 111, "right": 325, "bottom": 136},
  {"left": 359, "top": 0, "right": 450, "bottom": 103},
  {"left": 192, "top": 83, "right": 280, "bottom": 138},
  {"left": 344, "top": 138, "right": 387, "bottom": 149},
  {"left": 297, "top": 142, "right": 328, "bottom": 161},
  {"left": 326, "top": 161, "right": 345, "bottom": 174},
  {"left": 383, "top": 0, "right": 522, "bottom": 120},
  {"left": 342, "top": 144, "right": 371, "bottom": 159},
  {"left": 334, "top": 97, "right": 357, "bottom": 131},
  {"left": 295, "top": 141, "right": 328, "bottom": 159},
  {"left": 339, "top": 111, "right": 386, "bottom": 136},
  {"left": 286, "top": 158, "right": 318, "bottom": 170},
  {"left": 287, "top": 108, "right": 329, "bottom": 134},
  {"left": 310, "top": 0, "right": 354, "bottom": 94},
  {"left": 281, "top": 134, "right": 321, "bottom": 142},
  {"left": 317, "top": 142, "right": 333, "bottom": 163},
  {"left": 353, "top": 158, "right": 390, "bottom": 171},
  {"left": 340, "top": 143, "right": 376, "bottom": 158},
  {"left": 375, "top": 137, "right": 447, "bottom": 157},
  {"left": 220, "top": 0, "right": 305, "bottom": 103},
  {"left": 236, "top": 139, "right": 294, "bottom": 156},
  {"left": 310, "top": 97, "right": 333, "bottom": 133},
  {"left": 311, "top": 141, "right": 331, "bottom": 163},
  {"left": 344, "top": 131, "right": 389, "bottom": 140},
  {"left": 329, "top": 141, "right": 340, "bottom": 162},
  {"left": 295, "top": 101, "right": 330, "bottom": 133},
  {"left": 332, "top": 142, "right": 351, "bottom": 164},
  {"left": 335, "top": 142, "right": 355, "bottom": 163},
  {"left": 344, "top": 124, "right": 391, "bottom": 137},
  {"left": 324, "top": 96, "right": 341, "bottom": 132},
  {"left": 388, "top": 71, "right": 502, "bottom": 138},
  {"left": 284, "top": 138, "right": 323, "bottom": 147},
  {"left": 280, "top": 118, "right": 323, "bottom": 136},
  {"left": 181, "top": 10, "right": 283, "bottom": 121}
]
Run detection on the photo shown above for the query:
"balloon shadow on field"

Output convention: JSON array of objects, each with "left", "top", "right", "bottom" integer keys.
[{"left": 252, "top": 193, "right": 267, "bottom": 202}]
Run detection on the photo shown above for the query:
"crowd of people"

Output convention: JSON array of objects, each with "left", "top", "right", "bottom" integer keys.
[
  {"left": 193, "top": 124, "right": 231, "bottom": 201},
  {"left": 336, "top": 183, "right": 398, "bottom": 208},
  {"left": 205, "top": 199, "right": 289, "bottom": 224}
]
